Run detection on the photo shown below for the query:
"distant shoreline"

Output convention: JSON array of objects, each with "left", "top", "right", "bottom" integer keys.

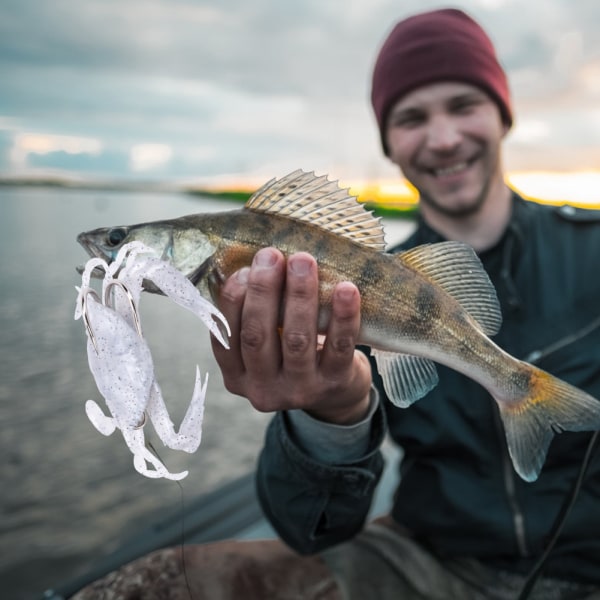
[
  {"left": 0, "top": 175, "right": 180, "bottom": 193},
  {"left": 0, "top": 176, "right": 420, "bottom": 219}
]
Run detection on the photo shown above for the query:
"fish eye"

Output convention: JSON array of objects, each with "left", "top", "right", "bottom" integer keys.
[{"left": 107, "top": 228, "right": 127, "bottom": 246}]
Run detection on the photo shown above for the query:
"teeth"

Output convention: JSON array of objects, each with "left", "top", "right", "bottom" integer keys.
[{"left": 434, "top": 162, "right": 468, "bottom": 177}]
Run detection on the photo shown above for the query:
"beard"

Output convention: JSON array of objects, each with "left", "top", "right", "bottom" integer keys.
[{"left": 417, "top": 173, "right": 492, "bottom": 219}]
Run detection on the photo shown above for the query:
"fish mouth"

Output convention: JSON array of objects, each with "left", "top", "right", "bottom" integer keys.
[
  {"left": 77, "top": 232, "right": 103, "bottom": 257},
  {"left": 76, "top": 232, "right": 111, "bottom": 275}
]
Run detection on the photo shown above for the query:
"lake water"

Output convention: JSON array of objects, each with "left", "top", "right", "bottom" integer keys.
[{"left": 0, "top": 185, "right": 414, "bottom": 599}]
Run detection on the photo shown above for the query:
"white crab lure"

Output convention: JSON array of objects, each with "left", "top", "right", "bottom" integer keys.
[{"left": 74, "top": 241, "right": 230, "bottom": 480}]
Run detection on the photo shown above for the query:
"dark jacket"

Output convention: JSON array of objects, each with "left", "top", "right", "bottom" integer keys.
[{"left": 256, "top": 193, "right": 600, "bottom": 584}]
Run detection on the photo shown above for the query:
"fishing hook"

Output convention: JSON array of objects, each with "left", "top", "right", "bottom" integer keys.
[
  {"left": 80, "top": 280, "right": 143, "bottom": 356},
  {"left": 80, "top": 287, "right": 101, "bottom": 354},
  {"left": 104, "top": 279, "right": 143, "bottom": 338}
]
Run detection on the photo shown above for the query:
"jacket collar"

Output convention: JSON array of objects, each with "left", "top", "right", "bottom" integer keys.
[{"left": 408, "top": 189, "right": 528, "bottom": 251}]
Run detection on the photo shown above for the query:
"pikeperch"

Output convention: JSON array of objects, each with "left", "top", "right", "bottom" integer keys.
[{"left": 77, "top": 169, "right": 600, "bottom": 482}]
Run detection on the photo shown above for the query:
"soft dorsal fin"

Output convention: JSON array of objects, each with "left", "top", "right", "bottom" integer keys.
[
  {"left": 398, "top": 241, "right": 502, "bottom": 336},
  {"left": 245, "top": 169, "right": 387, "bottom": 251}
]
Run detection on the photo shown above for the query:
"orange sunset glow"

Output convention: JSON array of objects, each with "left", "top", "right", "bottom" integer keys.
[
  {"left": 207, "top": 170, "right": 600, "bottom": 213},
  {"left": 347, "top": 171, "right": 600, "bottom": 210},
  {"left": 506, "top": 171, "right": 600, "bottom": 208}
]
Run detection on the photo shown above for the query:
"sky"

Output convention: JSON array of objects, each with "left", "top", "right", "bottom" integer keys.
[{"left": 1, "top": 0, "right": 600, "bottom": 198}]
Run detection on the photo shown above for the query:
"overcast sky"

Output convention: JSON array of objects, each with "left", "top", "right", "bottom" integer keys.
[{"left": 1, "top": 0, "right": 599, "bottom": 186}]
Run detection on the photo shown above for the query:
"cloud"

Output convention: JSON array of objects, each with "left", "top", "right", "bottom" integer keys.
[
  {"left": 129, "top": 143, "right": 173, "bottom": 172},
  {"left": 1, "top": 0, "right": 600, "bottom": 181},
  {"left": 9, "top": 132, "right": 102, "bottom": 170},
  {"left": 510, "top": 119, "right": 552, "bottom": 144}
]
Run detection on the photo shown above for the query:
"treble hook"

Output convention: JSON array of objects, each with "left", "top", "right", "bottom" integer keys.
[
  {"left": 80, "top": 280, "right": 143, "bottom": 356},
  {"left": 80, "top": 287, "right": 101, "bottom": 354},
  {"left": 104, "top": 280, "right": 143, "bottom": 338}
]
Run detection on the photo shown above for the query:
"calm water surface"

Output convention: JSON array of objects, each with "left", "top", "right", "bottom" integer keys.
[{"left": 0, "top": 185, "right": 414, "bottom": 599}]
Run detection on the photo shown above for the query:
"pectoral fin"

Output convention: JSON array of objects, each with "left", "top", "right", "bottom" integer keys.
[{"left": 372, "top": 349, "right": 438, "bottom": 407}]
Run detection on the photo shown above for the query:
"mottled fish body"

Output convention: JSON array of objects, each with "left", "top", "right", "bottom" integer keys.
[{"left": 77, "top": 170, "right": 600, "bottom": 481}]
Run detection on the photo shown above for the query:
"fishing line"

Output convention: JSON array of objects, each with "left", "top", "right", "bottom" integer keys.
[
  {"left": 516, "top": 430, "right": 600, "bottom": 600},
  {"left": 147, "top": 441, "right": 195, "bottom": 600}
]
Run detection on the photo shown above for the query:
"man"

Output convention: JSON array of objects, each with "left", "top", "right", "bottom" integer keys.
[{"left": 74, "top": 8, "right": 600, "bottom": 599}]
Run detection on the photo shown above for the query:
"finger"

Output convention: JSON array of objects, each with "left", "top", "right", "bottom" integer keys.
[
  {"left": 320, "top": 281, "right": 362, "bottom": 376},
  {"left": 280, "top": 253, "right": 319, "bottom": 378},
  {"left": 238, "top": 248, "right": 286, "bottom": 378},
  {"left": 210, "top": 266, "right": 250, "bottom": 380}
]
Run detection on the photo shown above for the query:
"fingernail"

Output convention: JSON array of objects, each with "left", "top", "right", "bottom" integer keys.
[
  {"left": 289, "top": 254, "right": 311, "bottom": 276},
  {"left": 254, "top": 248, "right": 277, "bottom": 267},
  {"left": 236, "top": 267, "right": 250, "bottom": 284},
  {"left": 336, "top": 282, "right": 356, "bottom": 301}
]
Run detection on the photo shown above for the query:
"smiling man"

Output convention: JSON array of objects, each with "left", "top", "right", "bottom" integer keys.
[
  {"left": 371, "top": 9, "right": 514, "bottom": 252},
  {"left": 245, "top": 9, "right": 600, "bottom": 599}
]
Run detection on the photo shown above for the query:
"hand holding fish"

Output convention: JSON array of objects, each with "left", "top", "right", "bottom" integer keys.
[
  {"left": 74, "top": 242, "right": 230, "bottom": 480},
  {"left": 210, "top": 248, "right": 373, "bottom": 424}
]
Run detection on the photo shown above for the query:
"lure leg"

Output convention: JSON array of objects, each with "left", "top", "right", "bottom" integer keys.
[
  {"left": 146, "top": 367, "right": 207, "bottom": 454},
  {"left": 85, "top": 399, "right": 117, "bottom": 436},
  {"left": 122, "top": 427, "right": 188, "bottom": 481}
]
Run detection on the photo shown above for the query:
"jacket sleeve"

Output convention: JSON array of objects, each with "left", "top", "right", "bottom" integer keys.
[{"left": 255, "top": 400, "right": 386, "bottom": 555}]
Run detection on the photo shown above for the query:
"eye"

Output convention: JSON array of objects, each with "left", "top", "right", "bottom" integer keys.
[
  {"left": 450, "top": 95, "right": 485, "bottom": 114},
  {"left": 107, "top": 228, "right": 127, "bottom": 246},
  {"left": 452, "top": 100, "right": 474, "bottom": 113},
  {"left": 388, "top": 110, "right": 425, "bottom": 129}
]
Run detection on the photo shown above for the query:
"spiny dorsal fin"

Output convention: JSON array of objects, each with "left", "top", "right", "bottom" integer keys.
[
  {"left": 398, "top": 241, "right": 502, "bottom": 336},
  {"left": 245, "top": 169, "right": 387, "bottom": 251}
]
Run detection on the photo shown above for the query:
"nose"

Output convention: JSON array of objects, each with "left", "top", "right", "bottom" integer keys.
[{"left": 426, "top": 115, "right": 461, "bottom": 151}]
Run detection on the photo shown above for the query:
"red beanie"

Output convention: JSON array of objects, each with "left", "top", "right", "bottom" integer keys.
[{"left": 371, "top": 8, "right": 512, "bottom": 155}]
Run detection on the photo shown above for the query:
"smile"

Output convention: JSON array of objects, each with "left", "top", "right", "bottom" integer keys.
[{"left": 431, "top": 161, "right": 469, "bottom": 177}]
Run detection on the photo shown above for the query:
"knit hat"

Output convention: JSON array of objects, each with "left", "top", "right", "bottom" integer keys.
[{"left": 371, "top": 8, "right": 512, "bottom": 155}]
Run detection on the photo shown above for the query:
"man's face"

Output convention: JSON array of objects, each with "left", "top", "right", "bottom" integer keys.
[{"left": 384, "top": 81, "right": 509, "bottom": 218}]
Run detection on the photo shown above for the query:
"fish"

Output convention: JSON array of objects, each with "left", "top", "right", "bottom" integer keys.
[{"left": 77, "top": 169, "right": 600, "bottom": 482}]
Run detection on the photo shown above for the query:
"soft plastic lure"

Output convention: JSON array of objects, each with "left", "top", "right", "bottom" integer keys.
[{"left": 74, "top": 242, "right": 230, "bottom": 480}]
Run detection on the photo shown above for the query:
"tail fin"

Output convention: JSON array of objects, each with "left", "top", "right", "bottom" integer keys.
[{"left": 498, "top": 366, "right": 600, "bottom": 482}]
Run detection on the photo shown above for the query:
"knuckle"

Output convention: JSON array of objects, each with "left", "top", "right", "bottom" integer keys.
[
  {"left": 331, "top": 339, "right": 353, "bottom": 355},
  {"left": 332, "top": 309, "right": 356, "bottom": 327},
  {"left": 329, "top": 334, "right": 355, "bottom": 354},
  {"left": 239, "top": 321, "right": 267, "bottom": 352},
  {"left": 287, "top": 280, "right": 312, "bottom": 299},
  {"left": 222, "top": 379, "right": 240, "bottom": 395},
  {"left": 219, "top": 286, "right": 243, "bottom": 306},
  {"left": 221, "top": 374, "right": 245, "bottom": 397},
  {"left": 247, "top": 272, "right": 279, "bottom": 297},
  {"left": 248, "top": 387, "right": 283, "bottom": 413},
  {"left": 282, "top": 330, "right": 312, "bottom": 356}
]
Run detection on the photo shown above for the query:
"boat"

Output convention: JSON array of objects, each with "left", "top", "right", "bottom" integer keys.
[{"left": 40, "top": 444, "right": 401, "bottom": 599}]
